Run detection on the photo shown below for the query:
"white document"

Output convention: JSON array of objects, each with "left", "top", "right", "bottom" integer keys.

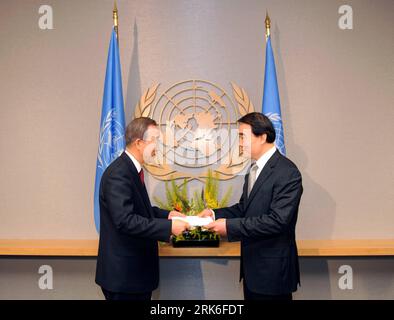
[{"left": 172, "top": 216, "right": 214, "bottom": 227}]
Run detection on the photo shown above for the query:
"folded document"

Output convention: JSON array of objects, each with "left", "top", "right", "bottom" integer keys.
[{"left": 172, "top": 216, "right": 214, "bottom": 227}]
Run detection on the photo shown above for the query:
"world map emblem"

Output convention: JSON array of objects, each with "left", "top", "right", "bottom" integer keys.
[
  {"left": 97, "top": 109, "right": 125, "bottom": 170},
  {"left": 134, "top": 79, "right": 255, "bottom": 182}
]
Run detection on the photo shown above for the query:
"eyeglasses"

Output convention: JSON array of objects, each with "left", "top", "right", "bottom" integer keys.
[{"left": 138, "top": 135, "right": 160, "bottom": 144}]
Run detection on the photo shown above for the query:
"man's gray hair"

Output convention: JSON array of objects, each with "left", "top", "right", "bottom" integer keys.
[{"left": 125, "top": 117, "right": 157, "bottom": 145}]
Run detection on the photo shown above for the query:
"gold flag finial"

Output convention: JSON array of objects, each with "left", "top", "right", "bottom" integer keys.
[
  {"left": 265, "top": 11, "right": 271, "bottom": 41},
  {"left": 113, "top": 1, "right": 119, "bottom": 40}
]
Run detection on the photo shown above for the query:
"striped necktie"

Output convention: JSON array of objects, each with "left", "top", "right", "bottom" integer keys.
[{"left": 247, "top": 163, "right": 258, "bottom": 198}]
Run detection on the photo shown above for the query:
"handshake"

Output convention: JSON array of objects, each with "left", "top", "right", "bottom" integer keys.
[{"left": 169, "top": 209, "right": 227, "bottom": 237}]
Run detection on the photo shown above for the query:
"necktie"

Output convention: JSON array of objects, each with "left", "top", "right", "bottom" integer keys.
[
  {"left": 139, "top": 169, "right": 145, "bottom": 185},
  {"left": 247, "top": 163, "right": 258, "bottom": 198}
]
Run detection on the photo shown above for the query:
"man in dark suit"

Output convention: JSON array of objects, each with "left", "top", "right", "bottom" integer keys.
[
  {"left": 200, "top": 112, "right": 303, "bottom": 300},
  {"left": 95, "top": 117, "right": 189, "bottom": 300}
]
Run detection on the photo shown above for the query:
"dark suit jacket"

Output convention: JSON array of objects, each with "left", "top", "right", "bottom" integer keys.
[
  {"left": 95, "top": 152, "right": 171, "bottom": 293},
  {"left": 214, "top": 150, "right": 303, "bottom": 295}
]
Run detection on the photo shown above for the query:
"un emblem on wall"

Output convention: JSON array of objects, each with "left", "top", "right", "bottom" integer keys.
[{"left": 134, "top": 79, "right": 255, "bottom": 182}]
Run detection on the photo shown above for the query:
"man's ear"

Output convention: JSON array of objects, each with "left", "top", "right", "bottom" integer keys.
[
  {"left": 260, "top": 133, "right": 267, "bottom": 144},
  {"left": 135, "top": 139, "right": 143, "bottom": 150}
]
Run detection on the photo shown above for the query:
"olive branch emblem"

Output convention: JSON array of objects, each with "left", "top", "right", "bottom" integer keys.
[{"left": 134, "top": 80, "right": 254, "bottom": 182}]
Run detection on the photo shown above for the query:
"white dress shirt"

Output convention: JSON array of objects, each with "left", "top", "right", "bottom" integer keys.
[
  {"left": 211, "top": 145, "right": 277, "bottom": 220},
  {"left": 125, "top": 149, "right": 142, "bottom": 173},
  {"left": 254, "top": 145, "right": 277, "bottom": 180}
]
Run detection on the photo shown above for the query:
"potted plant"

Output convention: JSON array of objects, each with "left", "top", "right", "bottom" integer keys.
[{"left": 154, "top": 170, "right": 232, "bottom": 247}]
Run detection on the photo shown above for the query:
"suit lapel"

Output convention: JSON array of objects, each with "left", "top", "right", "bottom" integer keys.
[
  {"left": 242, "top": 174, "right": 249, "bottom": 211},
  {"left": 120, "top": 152, "right": 153, "bottom": 216},
  {"left": 139, "top": 181, "right": 153, "bottom": 210},
  {"left": 245, "top": 150, "right": 281, "bottom": 210}
]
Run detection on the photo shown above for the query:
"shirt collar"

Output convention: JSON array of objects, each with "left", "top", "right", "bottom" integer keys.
[
  {"left": 125, "top": 149, "right": 142, "bottom": 173},
  {"left": 255, "top": 145, "right": 277, "bottom": 171}
]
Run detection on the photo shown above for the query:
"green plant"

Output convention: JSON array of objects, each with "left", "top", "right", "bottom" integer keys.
[
  {"left": 172, "top": 226, "right": 220, "bottom": 243},
  {"left": 154, "top": 169, "right": 233, "bottom": 242},
  {"left": 153, "top": 179, "right": 191, "bottom": 214},
  {"left": 203, "top": 170, "right": 233, "bottom": 209}
]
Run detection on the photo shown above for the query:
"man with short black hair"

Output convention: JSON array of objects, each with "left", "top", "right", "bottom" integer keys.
[{"left": 201, "top": 112, "right": 303, "bottom": 300}]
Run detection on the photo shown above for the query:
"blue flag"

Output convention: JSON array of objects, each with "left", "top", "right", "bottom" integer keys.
[
  {"left": 262, "top": 35, "right": 286, "bottom": 155},
  {"left": 94, "top": 29, "right": 126, "bottom": 232}
]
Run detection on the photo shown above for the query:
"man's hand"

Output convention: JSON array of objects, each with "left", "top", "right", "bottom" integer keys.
[
  {"left": 168, "top": 210, "right": 186, "bottom": 219},
  {"left": 198, "top": 208, "right": 214, "bottom": 219},
  {"left": 206, "top": 218, "right": 227, "bottom": 236},
  {"left": 171, "top": 220, "right": 190, "bottom": 236}
]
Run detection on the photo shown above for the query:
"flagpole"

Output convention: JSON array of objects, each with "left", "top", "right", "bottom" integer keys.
[
  {"left": 113, "top": 1, "right": 119, "bottom": 42},
  {"left": 265, "top": 11, "right": 271, "bottom": 41}
]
